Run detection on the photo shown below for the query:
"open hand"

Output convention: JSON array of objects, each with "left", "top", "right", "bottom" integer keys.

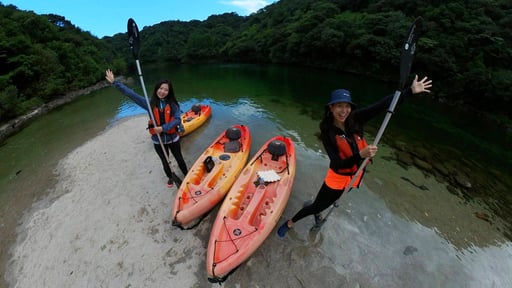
[
  {"left": 105, "top": 69, "right": 115, "bottom": 84},
  {"left": 411, "top": 75, "right": 432, "bottom": 94}
]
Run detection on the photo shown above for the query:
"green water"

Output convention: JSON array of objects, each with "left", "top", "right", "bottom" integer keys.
[{"left": 1, "top": 63, "right": 511, "bottom": 287}]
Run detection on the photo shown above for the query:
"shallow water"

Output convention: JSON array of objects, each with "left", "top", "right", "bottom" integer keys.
[{"left": 1, "top": 63, "right": 511, "bottom": 287}]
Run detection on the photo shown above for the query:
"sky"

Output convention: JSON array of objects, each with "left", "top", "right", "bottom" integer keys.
[{"left": 2, "top": 0, "right": 278, "bottom": 38}]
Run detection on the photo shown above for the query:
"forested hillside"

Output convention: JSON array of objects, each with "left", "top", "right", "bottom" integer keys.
[
  {"left": 0, "top": 3, "right": 127, "bottom": 122},
  {"left": 1, "top": 0, "right": 511, "bottom": 126}
]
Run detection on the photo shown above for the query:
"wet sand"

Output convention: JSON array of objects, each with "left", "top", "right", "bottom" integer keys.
[{"left": 4, "top": 115, "right": 512, "bottom": 288}]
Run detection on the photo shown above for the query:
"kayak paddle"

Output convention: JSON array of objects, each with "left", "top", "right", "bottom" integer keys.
[{"left": 127, "top": 18, "right": 183, "bottom": 186}]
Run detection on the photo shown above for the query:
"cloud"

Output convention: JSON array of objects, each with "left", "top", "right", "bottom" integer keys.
[{"left": 222, "top": 0, "right": 273, "bottom": 14}]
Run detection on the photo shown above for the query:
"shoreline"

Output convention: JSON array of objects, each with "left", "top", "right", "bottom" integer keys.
[
  {"left": 2, "top": 79, "right": 509, "bottom": 147},
  {"left": 0, "top": 81, "right": 112, "bottom": 144}
]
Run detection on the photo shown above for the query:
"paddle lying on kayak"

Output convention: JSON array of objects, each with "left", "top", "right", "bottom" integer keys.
[
  {"left": 127, "top": 18, "right": 182, "bottom": 186},
  {"left": 179, "top": 103, "right": 212, "bottom": 136},
  {"left": 171, "top": 125, "right": 251, "bottom": 229},
  {"left": 206, "top": 135, "right": 296, "bottom": 283},
  {"left": 312, "top": 16, "right": 424, "bottom": 231}
]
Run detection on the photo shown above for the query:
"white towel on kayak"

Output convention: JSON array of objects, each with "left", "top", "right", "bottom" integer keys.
[{"left": 257, "top": 170, "right": 280, "bottom": 182}]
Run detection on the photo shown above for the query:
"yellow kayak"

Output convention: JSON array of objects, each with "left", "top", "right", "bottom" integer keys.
[
  {"left": 172, "top": 125, "right": 251, "bottom": 229},
  {"left": 180, "top": 103, "right": 211, "bottom": 136}
]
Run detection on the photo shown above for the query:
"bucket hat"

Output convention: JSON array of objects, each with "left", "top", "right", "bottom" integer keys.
[{"left": 327, "top": 89, "right": 356, "bottom": 106}]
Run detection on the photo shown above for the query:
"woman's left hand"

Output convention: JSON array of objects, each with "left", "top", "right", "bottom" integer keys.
[{"left": 411, "top": 75, "right": 432, "bottom": 94}]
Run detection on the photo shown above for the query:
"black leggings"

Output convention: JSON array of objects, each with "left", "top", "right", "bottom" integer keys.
[
  {"left": 154, "top": 140, "right": 188, "bottom": 178},
  {"left": 291, "top": 182, "right": 345, "bottom": 223}
]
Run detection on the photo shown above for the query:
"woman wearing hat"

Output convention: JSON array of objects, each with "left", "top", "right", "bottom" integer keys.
[{"left": 277, "top": 75, "right": 432, "bottom": 237}]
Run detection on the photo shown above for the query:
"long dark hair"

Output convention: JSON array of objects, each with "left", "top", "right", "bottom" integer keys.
[
  {"left": 318, "top": 105, "right": 361, "bottom": 142},
  {"left": 150, "top": 79, "right": 180, "bottom": 110}
]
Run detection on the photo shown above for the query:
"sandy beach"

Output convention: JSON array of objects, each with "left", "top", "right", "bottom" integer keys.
[{"left": 5, "top": 116, "right": 209, "bottom": 287}]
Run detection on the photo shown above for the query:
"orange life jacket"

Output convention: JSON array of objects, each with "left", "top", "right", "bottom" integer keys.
[
  {"left": 325, "top": 133, "right": 368, "bottom": 189},
  {"left": 147, "top": 104, "right": 176, "bottom": 135},
  {"left": 335, "top": 134, "right": 368, "bottom": 174}
]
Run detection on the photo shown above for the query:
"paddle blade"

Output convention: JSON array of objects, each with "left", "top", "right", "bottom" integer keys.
[
  {"left": 127, "top": 18, "right": 140, "bottom": 59},
  {"left": 399, "top": 16, "right": 423, "bottom": 89}
]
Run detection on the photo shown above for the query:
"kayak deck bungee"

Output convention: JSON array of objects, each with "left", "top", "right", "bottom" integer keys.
[
  {"left": 180, "top": 103, "right": 211, "bottom": 136},
  {"left": 172, "top": 125, "right": 251, "bottom": 229},
  {"left": 206, "top": 136, "right": 296, "bottom": 283}
]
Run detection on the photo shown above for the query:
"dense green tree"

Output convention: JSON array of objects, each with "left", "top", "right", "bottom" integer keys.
[{"left": 0, "top": 3, "right": 123, "bottom": 122}]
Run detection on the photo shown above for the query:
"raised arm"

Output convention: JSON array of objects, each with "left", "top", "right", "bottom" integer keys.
[{"left": 104, "top": 69, "right": 148, "bottom": 111}]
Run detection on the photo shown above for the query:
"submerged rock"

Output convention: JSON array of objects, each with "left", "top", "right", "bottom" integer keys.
[
  {"left": 455, "top": 175, "right": 472, "bottom": 189},
  {"left": 403, "top": 245, "right": 418, "bottom": 256}
]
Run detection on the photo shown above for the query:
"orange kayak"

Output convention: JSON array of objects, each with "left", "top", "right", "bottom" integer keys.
[
  {"left": 172, "top": 125, "right": 251, "bottom": 229},
  {"left": 206, "top": 135, "right": 296, "bottom": 282},
  {"left": 180, "top": 103, "right": 211, "bottom": 136}
]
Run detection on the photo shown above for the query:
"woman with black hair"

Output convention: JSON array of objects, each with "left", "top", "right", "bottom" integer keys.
[
  {"left": 277, "top": 75, "right": 432, "bottom": 237},
  {"left": 105, "top": 69, "right": 188, "bottom": 188}
]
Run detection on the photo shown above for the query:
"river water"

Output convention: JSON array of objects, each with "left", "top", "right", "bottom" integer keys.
[{"left": 1, "top": 63, "right": 511, "bottom": 287}]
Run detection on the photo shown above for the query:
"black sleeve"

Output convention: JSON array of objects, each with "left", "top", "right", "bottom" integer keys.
[{"left": 353, "top": 87, "right": 412, "bottom": 124}]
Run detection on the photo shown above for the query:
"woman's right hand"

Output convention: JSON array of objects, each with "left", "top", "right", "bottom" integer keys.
[
  {"left": 360, "top": 145, "right": 378, "bottom": 158},
  {"left": 105, "top": 69, "right": 115, "bottom": 84},
  {"left": 153, "top": 126, "right": 163, "bottom": 134}
]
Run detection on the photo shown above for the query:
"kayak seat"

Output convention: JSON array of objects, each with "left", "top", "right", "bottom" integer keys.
[
  {"left": 224, "top": 141, "right": 241, "bottom": 153},
  {"left": 191, "top": 103, "right": 202, "bottom": 115},
  {"left": 224, "top": 126, "right": 242, "bottom": 153},
  {"left": 268, "top": 140, "right": 286, "bottom": 161}
]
